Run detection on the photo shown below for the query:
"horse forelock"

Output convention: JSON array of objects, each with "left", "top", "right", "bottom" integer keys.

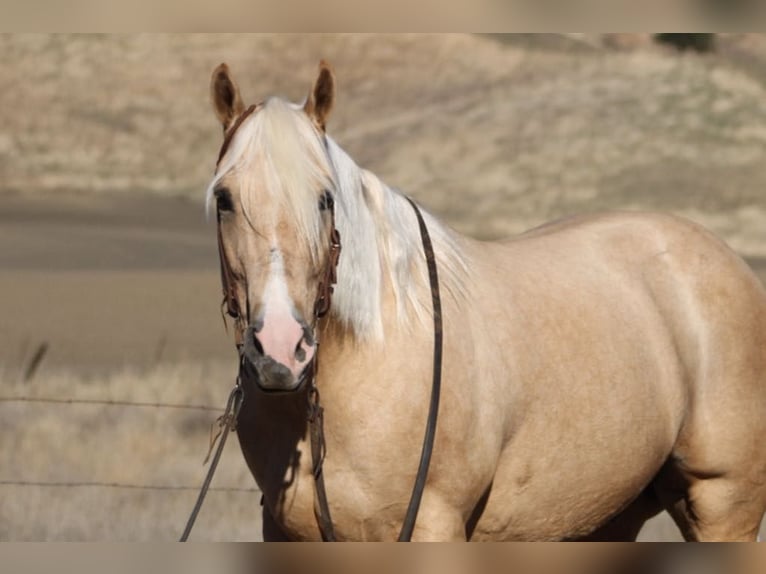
[
  {"left": 205, "top": 96, "right": 468, "bottom": 341},
  {"left": 206, "top": 97, "right": 334, "bottom": 259}
]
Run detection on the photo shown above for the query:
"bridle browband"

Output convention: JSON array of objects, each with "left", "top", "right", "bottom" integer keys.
[
  {"left": 213, "top": 106, "right": 443, "bottom": 542},
  {"left": 217, "top": 103, "right": 258, "bottom": 165}
]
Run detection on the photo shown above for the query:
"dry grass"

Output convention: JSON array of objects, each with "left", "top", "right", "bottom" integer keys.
[
  {"left": 0, "top": 360, "right": 262, "bottom": 541},
  {"left": 3, "top": 34, "right": 766, "bottom": 258}
]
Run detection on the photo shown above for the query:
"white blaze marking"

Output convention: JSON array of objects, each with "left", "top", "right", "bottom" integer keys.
[
  {"left": 257, "top": 243, "right": 311, "bottom": 374},
  {"left": 262, "top": 246, "right": 292, "bottom": 315}
]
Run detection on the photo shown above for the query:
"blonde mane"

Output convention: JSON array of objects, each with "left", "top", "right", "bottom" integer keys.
[{"left": 207, "top": 97, "right": 468, "bottom": 340}]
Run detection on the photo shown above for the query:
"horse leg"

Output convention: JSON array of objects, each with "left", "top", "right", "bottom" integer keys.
[
  {"left": 655, "top": 469, "right": 764, "bottom": 541},
  {"left": 652, "top": 434, "right": 766, "bottom": 542},
  {"left": 684, "top": 476, "right": 765, "bottom": 541}
]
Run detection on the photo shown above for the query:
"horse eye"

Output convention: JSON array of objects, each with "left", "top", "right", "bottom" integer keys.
[
  {"left": 319, "top": 190, "right": 334, "bottom": 211},
  {"left": 215, "top": 187, "right": 234, "bottom": 212}
]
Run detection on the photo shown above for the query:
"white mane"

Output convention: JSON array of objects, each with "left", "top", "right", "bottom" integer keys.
[{"left": 207, "top": 98, "right": 469, "bottom": 340}]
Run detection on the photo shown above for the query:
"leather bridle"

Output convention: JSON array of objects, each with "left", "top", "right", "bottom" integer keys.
[
  {"left": 213, "top": 106, "right": 443, "bottom": 542},
  {"left": 215, "top": 103, "right": 342, "bottom": 339}
]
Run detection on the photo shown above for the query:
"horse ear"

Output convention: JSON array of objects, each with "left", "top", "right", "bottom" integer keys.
[
  {"left": 304, "top": 60, "right": 335, "bottom": 131},
  {"left": 210, "top": 63, "right": 245, "bottom": 131}
]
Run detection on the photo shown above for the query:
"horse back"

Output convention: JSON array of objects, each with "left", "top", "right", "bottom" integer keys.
[{"left": 489, "top": 210, "right": 766, "bottom": 406}]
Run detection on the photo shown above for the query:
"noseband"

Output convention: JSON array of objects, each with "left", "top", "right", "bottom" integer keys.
[{"left": 213, "top": 107, "right": 442, "bottom": 542}]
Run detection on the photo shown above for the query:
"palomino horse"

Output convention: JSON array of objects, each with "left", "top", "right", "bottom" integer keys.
[{"left": 207, "top": 61, "right": 766, "bottom": 541}]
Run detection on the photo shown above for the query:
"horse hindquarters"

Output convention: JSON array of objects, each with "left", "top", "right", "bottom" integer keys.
[
  {"left": 647, "top": 233, "right": 766, "bottom": 541},
  {"left": 470, "top": 214, "right": 766, "bottom": 541}
]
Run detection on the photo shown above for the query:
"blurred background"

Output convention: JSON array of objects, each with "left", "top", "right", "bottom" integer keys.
[{"left": 0, "top": 33, "right": 765, "bottom": 541}]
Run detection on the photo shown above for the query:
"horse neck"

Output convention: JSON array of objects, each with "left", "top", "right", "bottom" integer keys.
[{"left": 323, "top": 138, "right": 437, "bottom": 343}]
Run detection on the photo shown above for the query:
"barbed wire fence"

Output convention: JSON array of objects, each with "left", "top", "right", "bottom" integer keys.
[
  {"left": 1, "top": 340, "right": 261, "bottom": 519},
  {"left": 0, "top": 395, "right": 259, "bottom": 495}
]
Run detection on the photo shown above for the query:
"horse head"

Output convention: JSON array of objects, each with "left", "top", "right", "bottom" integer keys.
[{"left": 208, "top": 62, "right": 340, "bottom": 392}]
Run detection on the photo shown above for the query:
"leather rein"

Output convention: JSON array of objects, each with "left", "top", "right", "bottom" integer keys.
[{"left": 213, "top": 105, "right": 444, "bottom": 541}]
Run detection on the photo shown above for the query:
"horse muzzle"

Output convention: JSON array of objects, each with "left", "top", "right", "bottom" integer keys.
[{"left": 239, "top": 322, "right": 316, "bottom": 392}]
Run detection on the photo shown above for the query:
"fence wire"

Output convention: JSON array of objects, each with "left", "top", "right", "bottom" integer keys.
[
  {"left": 0, "top": 395, "right": 255, "bottom": 495},
  {"left": 0, "top": 479, "right": 257, "bottom": 492},
  {"left": 0, "top": 396, "right": 222, "bottom": 412}
]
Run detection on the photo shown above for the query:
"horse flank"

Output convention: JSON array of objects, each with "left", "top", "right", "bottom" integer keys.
[{"left": 207, "top": 97, "right": 469, "bottom": 340}]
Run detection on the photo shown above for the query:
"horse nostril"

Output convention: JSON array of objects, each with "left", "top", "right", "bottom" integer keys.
[
  {"left": 295, "top": 340, "right": 306, "bottom": 362},
  {"left": 242, "top": 325, "right": 264, "bottom": 363}
]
